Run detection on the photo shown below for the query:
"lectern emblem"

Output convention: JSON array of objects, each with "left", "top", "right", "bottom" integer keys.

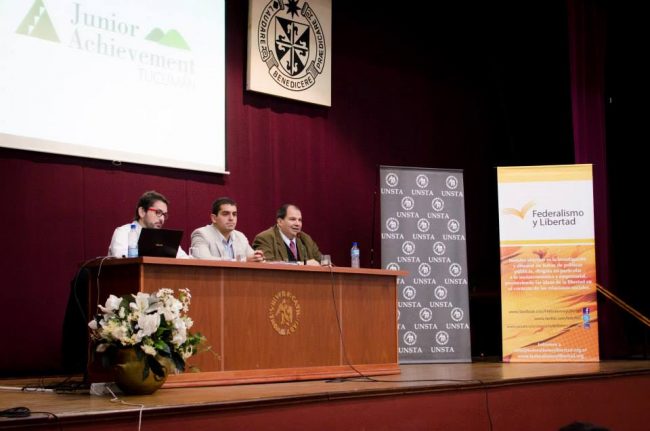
[{"left": 269, "top": 290, "right": 301, "bottom": 335}]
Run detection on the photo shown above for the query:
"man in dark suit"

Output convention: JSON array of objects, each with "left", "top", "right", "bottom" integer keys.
[{"left": 253, "top": 204, "right": 322, "bottom": 265}]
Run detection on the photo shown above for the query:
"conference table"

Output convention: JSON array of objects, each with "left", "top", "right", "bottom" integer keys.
[{"left": 86, "top": 257, "right": 403, "bottom": 387}]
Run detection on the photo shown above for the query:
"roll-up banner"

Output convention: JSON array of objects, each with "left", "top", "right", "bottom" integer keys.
[
  {"left": 497, "top": 164, "right": 599, "bottom": 362},
  {"left": 380, "top": 166, "right": 471, "bottom": 363}
]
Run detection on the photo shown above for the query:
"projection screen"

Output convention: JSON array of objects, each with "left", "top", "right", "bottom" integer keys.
[{"left": 0, "top": 0, "right": 227, "bottom": 173}]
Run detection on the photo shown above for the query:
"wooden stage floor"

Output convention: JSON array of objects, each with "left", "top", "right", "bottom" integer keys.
[{"left": 1, "top": 360, "right": 649, "bottom": 430}]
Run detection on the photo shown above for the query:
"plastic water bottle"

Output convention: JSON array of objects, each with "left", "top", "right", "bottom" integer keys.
[
  {"left": 127, "top": 223, "right": 138, "bottom": 258},
  {"left": 351, "top": 242, "right": 360, "bottom": 268},
  {"left": 582, "top": 307, "right": 591, "bottom": 329}
]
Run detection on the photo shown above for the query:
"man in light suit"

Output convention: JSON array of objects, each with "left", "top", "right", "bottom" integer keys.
[
  {"left": 190, "top": 197, "right": 264, "bottom": 262},
  {"left": 253, "top": 204, "right": 321, "bottom": 266}
]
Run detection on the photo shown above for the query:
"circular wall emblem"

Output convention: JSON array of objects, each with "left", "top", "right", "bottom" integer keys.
[
  {"left": 434, "top": 285, "right": 448, "bottom": 300},
  {"left": 417, "top": 218, "right": 430, "bottom": 232},
  {"left": 447, "top": 219, "right": 460, "bottom": 233},
  {"left": 449, "top": 263, "right": 462, "bottom": 277},
  {"left": 435, "top": 330, "right": 450, "bottom": 345},
  {"left": 386, "top": 262, "right": 400, "bottom": 271},
  {"left": 451, "top": 307, "right": 464, "bottom": 322},
  {"left": 416, "top": 174, "right": 429, "bottom": 188},
  {"left": 418, "top": 262, "right": 431, "bottom": 277},
  {"left": 385, "top": 172, "right": 399, "bottom": 187},
  {"left": 256, "top": 0, "right": 326, "bottom": 91},
  {"left": 431, "top": 198, "right": 445, "bottom": 212},
  {"left": 402, "top": 285, "right": 416, "bottom": 300},
  {"left": 386, "top": 217, "right": 399, "bottom": 232},
  {"left": 403, "top": 331, "right": 417, "bottom": 346},
  {"left": 401, "top": 196, "right": 415, "bottom": 210},
  {"left": 419, "top": 308, "right": 433, "bottom": 322},
  {"left": 402, "top": 241, "right": 416, "bottom": 255},
  {"left": 269, "top": 290, "right": 301, "bottom": 335},
  {"left": 433, "top": 241, "right": 446, "bottom": 256},
  {"left": 446, "top": 176, "right": 458, "bottom": 189}
]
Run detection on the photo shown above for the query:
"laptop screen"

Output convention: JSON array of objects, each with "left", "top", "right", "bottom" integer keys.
[{"left": 137, "top": 228, "right": 183, "bottom": 258}]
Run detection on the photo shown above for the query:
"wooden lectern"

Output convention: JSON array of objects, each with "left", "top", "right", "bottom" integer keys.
[{"left": 87, "top": 258, "right": 402, "bottom": 387}]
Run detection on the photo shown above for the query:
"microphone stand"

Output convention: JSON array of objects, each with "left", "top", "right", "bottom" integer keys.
[{"left": 370, "top": 190, "right": 377, "bottom": 267}]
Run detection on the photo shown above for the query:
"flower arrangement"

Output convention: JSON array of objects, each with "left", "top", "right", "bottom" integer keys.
[{"left": 88, "top": 288, "right": 205, "bottom": 379}]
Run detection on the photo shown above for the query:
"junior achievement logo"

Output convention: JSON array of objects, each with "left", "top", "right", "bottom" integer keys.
[
  {"left": 16, "top": 1, "right": 195, "bottom": 88},
  {"left": 145, "top": 28, "right": 190, "bottom": 50},
  {"left": 17, "top": 1, "right": 190, "bottom": 50},
  {"left": 256, "top": 0, "right": 326, "bottom": 91},
  {"left": 16, "top": 0, "right": 60, "bottom": 42}
]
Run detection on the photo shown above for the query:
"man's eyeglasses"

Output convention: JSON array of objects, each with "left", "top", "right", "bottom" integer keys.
[{"left": 147, "top": 208, "right": 169, "bottom": 219}]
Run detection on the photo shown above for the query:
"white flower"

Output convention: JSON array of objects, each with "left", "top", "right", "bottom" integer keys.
[
  {"left": 171, "top": 318, "right": 187, "bottom": 346},
  {"left": 162, "top": 297, "right": 183, "bottom": 322},
  {"left": 179, "top": 288, "right": 191, "bottom": 298},
  {"left": 89, "top": 288, "right": 203, "bottom": 372},
  {"left": 180, "top": 346, "right": 194, "bottom": 360},
  {"left": 108, "top": 321, "right": 131, "bottom": 343},
  {"left": 98, "top": 294, "right": 121, "bottom": 314},
  {"left": 141, "top": 344, "right": 157, "bottom": 356},
  {"left": 131, "top": 292, "right": 151, "bottom": 314},
  {"left": 136, "top": 313, "right": 160, "bottom": 340}
]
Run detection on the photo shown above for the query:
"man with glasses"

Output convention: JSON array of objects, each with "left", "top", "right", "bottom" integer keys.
[{"left": 108, "top": 190, "right": 188, "bottom": 258}]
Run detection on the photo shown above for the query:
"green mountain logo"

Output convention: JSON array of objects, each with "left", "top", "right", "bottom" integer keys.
[
  {"left": 16, "top": 0, "right": 60, "bottom": 42},
  {"left": 145, "top": 28, "right": 190, "bottom": 50}
]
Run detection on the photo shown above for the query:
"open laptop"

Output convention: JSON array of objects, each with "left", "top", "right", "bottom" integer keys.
[{"left": 137, "top": 228, "right": 183, "bottom": 257}]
